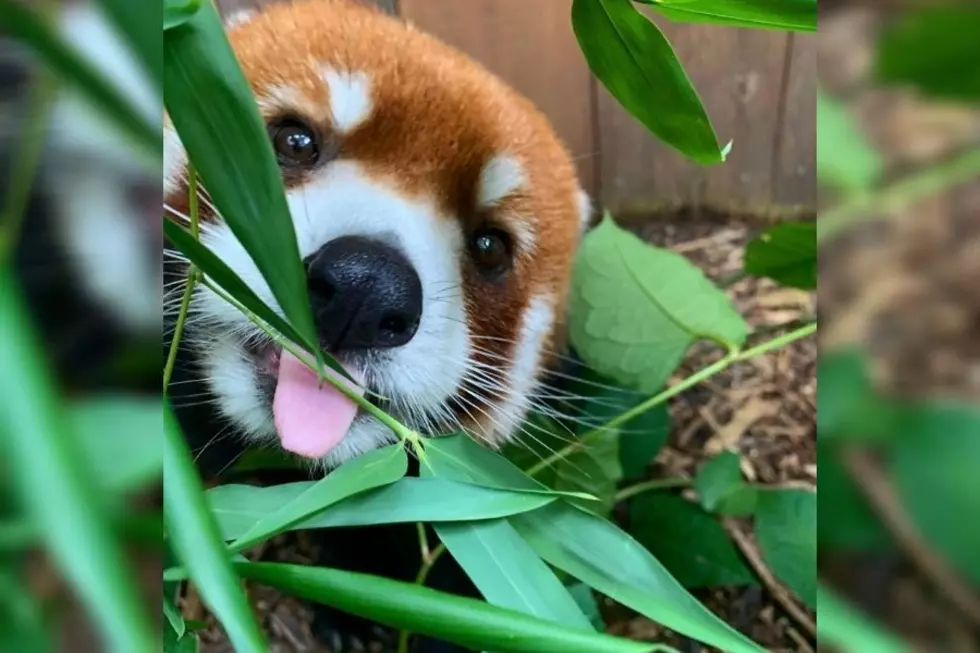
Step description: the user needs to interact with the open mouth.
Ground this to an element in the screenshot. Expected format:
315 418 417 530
245 338 389 459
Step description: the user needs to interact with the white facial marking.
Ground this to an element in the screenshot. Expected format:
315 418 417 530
577 189 593 232
224 9 256 29
321 68 373 133
486 294 554 443
185 161 471 465
164 124 186 197
478 154 526 208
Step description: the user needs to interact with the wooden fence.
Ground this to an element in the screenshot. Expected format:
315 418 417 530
215 0 816 217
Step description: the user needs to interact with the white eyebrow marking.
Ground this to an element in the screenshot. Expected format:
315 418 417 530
478 154 527 208
321 68 373 133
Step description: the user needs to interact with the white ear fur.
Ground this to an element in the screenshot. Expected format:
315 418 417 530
224 9 256 29
577 189 594 233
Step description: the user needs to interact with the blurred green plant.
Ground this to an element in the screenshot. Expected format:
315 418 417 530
2 0 821 651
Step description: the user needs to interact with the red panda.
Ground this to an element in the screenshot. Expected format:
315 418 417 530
164 0 592 470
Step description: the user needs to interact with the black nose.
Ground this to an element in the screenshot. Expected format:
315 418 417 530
304 236 423 350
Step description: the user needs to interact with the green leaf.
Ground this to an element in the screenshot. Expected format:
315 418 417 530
512 503 764 652
694 451 757 517
163 593 186 640
435 518 594 630
630 493 755 588
228 444 408 552
0 270 156 652
876 6 980 102
164 0 202 31
237 561 651 653
95 0 162 84
817 89 882 194
164 2 320 359
817 446 890 551
0 0 159 157
817 586 911 653
572 0 721 165
744 222 816 290
570 216 749 392
755 489 816 608
567 582 605 630
641 0 816 32
890 403 980 585
209 476 555 540
163 404 267 653
68 397 162 493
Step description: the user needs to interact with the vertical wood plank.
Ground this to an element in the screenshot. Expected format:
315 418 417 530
773 32 816 209
597 15 792 216
399 0 597 195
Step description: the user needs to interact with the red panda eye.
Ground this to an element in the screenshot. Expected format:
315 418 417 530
269 118 320 167
469 228 512 278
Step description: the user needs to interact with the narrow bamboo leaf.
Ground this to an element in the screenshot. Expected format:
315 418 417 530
164 0 203 31
0 0 158 156
570 216 749 392
237 562 652 653
208 477 556 541
512 503 765 653
572 0 721 165
641 0 816 32
69 397 162 493
163 2 319 356
229 444 408 552
0 270 156 652
164 220 351 382
95 0 162 83
755 489 817 608
163 404 267 653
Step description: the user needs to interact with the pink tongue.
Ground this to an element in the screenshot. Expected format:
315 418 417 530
273 351 364 458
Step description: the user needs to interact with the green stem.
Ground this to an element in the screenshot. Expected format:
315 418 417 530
614 477 691 503
527 322 817 477
818 146 980 245
0 59 58 263
163 166 201 391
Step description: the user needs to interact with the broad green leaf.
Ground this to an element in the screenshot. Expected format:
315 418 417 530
876 6 980 101
817 446 890 551
164 221 352 383
755 489 816 609
513 503 764 653
164 2 320 360
163 405 267 653
164 0 202 31
744 222 816 290
891 403 980 585
435 518 594 630
237 561 651 653
694 451 756 516
572 0 721 165
817 586 911 653
69 397 162 493
229 444 407 552
0 271 156 652
630 493 755 588
641 0 816 32
570 216 748 392
817 89 882 195
208 477 556 540
0 0 158 156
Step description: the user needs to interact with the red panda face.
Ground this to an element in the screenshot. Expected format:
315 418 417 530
164 0 590 469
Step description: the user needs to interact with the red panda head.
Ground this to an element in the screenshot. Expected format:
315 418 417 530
164 0 591 468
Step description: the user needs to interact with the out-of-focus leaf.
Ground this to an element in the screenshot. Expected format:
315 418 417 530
876 6 980 101
630 493 755 588
229 445 407 552
817 89 882 195
163 405 266 653
163 2 320 362
96 0 162 83
891 403 980 585
570 216 748 393
163 0 202 31
755 489 816 608
69 397 162 493
818 446 890 551
572 0 721 165
237 562 651 653
0 270 156 652
208 477 556 541
817 586 911 653
0 0 158 156
640 0 816 32
744 222 816 290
